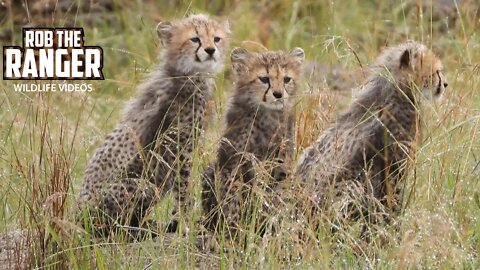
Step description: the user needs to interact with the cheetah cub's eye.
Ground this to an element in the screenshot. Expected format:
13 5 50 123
214 36 221 43
284 76 292 84
190 37 201 43
259 76 270 84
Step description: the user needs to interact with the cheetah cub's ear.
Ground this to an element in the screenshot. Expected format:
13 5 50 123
290 47 305 64
156 21 172 47
231 47 250 75
399 48 412 70
399 47 424 72
222 20 231 34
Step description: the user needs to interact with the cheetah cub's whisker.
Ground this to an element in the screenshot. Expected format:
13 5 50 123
296 41 448 229
201 47 305 238
76 14 230 238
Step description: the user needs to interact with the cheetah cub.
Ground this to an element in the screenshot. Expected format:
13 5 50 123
202 47 305 236
77 14 230 236
297 41 448 225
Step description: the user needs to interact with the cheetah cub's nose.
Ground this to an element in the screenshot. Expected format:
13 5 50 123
273 91 283 99
205 47 216 56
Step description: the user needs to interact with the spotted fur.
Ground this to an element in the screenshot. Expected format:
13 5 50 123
201 47 304 236
296 41 448 225
77 14 230 236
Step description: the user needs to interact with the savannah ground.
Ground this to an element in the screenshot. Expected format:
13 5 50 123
0 0 479 269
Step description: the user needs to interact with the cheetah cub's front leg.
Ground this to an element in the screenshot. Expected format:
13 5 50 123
201 47 304 238
77 14 230 238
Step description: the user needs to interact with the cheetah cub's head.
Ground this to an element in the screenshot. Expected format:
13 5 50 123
230 47 305 111
156 14 230 75
375 41 448 100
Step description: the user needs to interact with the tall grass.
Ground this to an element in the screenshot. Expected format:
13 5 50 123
0 0 479 268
